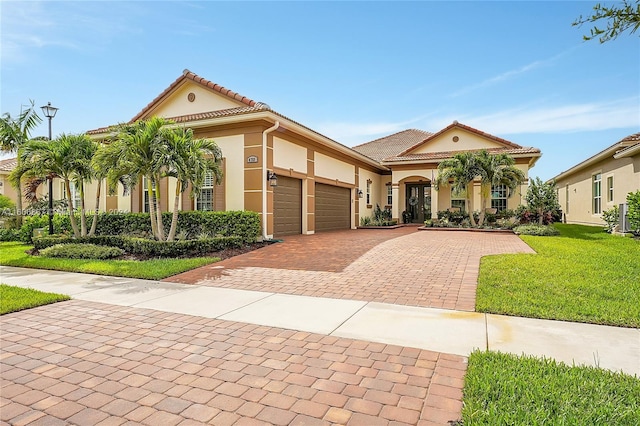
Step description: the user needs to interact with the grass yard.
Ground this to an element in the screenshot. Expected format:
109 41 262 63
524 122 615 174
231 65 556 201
477 224 640 327
462 351 640 425
0 284 70 315
0 242 219 280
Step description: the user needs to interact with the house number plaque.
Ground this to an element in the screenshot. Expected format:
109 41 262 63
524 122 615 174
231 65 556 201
247 155 259 164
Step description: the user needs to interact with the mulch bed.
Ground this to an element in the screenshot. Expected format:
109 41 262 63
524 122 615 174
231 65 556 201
26 241 274 261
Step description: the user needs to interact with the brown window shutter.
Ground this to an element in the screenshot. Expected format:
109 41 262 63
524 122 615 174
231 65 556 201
214 158 226 211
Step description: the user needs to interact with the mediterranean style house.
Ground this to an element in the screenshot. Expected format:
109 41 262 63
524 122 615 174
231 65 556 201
5 70 542 238
550 133 640 227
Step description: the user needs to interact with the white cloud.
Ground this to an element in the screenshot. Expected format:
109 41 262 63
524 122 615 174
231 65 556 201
455 97 640 135
450 49 574 98
316 113 437 145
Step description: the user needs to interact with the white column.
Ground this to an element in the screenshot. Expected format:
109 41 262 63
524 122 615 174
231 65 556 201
392 183 400 220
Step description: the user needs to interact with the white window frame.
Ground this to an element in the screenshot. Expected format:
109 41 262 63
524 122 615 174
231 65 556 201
386 184 392 206
61 182 81 209
593 173 602 214
607 176 614 203
491 185 508 212
195 172 215 211
142 177 156 213
451 186 466 212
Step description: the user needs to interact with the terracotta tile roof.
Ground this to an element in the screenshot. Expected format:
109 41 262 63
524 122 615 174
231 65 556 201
397 121 522 157
129 69 258 123
620 132 640 143
0 157 17 172
383 147 541 163
87 105 266 135
352 129 434 162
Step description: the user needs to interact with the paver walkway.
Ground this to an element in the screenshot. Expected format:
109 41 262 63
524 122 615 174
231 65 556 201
1 300 466 426
168 229 535 311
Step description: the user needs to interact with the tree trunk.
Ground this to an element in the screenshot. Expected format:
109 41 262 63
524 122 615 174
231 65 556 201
89 179 101 237
155 175 165 241
79 182 87 237
167 182 181 242
478 196 487 227
147 179 159 240
15 181 23 227
538 207 544 225
65 179 80 238
465 185 477 227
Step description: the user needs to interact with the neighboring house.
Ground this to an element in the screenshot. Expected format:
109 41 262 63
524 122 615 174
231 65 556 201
550 133 640 226
0 158 94 213
77 69 541 239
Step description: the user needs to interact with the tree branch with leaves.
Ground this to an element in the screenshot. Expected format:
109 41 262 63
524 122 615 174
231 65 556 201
573 0 640 43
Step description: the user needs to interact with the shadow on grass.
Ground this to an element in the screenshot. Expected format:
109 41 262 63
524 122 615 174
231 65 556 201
553 224 608 241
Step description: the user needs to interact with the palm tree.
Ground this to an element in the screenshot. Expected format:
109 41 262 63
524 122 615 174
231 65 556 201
102 117 171 240
0 101 42 226
434 152 480 226
162 126 223 241
14 134 97 237
475 150 525 225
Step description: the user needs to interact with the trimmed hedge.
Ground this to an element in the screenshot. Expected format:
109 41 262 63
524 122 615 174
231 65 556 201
40 243 124 259
10 210 260 244
33 234 244 258
513 224 560 236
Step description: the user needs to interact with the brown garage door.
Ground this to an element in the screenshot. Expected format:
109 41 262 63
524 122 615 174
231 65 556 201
274 176 302 237
315 183 351 232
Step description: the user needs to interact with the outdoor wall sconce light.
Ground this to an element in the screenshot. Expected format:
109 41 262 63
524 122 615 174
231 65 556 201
267 171 278 187
357 189 363 198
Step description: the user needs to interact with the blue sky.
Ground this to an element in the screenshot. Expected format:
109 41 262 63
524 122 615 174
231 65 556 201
2 1 638 180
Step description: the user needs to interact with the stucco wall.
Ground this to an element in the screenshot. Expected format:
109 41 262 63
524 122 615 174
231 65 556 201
410 128 503 154
213 135 245 211
151 82 243 119
358 169 383 220
315 152 355 185
273 136 307 174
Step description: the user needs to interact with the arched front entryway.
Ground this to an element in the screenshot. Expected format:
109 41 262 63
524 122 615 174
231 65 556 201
405 182 432 223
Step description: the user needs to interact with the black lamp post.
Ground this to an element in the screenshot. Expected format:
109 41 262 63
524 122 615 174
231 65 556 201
41 102 58 235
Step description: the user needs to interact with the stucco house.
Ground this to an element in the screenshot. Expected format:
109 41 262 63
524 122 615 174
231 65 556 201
550 133 640 226
6 69 542 239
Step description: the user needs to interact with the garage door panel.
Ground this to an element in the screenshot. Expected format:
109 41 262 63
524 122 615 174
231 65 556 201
315 183 350 232
274 176 302 237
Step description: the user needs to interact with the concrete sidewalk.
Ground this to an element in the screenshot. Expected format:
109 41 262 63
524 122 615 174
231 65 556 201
2 266 638 377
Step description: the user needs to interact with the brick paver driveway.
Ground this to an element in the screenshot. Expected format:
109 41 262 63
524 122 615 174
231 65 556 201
1 301 466 426
168 228 534 311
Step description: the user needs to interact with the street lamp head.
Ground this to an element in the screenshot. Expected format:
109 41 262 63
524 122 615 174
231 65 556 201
41 102 58 119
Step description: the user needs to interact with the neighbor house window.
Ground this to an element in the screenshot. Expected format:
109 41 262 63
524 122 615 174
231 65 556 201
61 182 81 209
196 172 214 211
386 184 392 205
565 185 569 214
366 180 371 205
607 176 614 202
593 173 602 214
142 177 156 213
451 186 466 212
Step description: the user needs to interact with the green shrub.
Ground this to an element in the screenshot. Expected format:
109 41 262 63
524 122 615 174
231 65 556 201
513 224 560 236
33 234 243 257
602 205 619 233
627 190 640 235
0 228 21 242
40 243 124 259
360 216 372 226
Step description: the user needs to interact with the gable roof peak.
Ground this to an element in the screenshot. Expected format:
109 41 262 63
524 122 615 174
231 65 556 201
130 69 259 123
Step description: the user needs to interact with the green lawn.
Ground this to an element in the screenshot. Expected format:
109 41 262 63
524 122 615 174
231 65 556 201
0 242 219 280
462 351 640 425
477 224 640 327
1 284 70 315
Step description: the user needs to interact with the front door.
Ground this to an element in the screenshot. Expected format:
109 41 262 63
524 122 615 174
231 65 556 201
406 184 432 223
